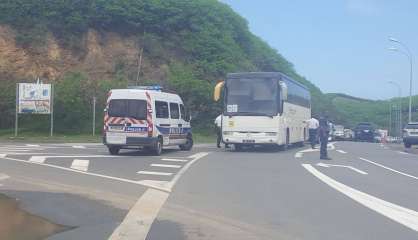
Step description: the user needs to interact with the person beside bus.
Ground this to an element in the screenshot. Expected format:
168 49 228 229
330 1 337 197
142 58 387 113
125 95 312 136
215 115 229 149
319 116 332 160
306 117 319 149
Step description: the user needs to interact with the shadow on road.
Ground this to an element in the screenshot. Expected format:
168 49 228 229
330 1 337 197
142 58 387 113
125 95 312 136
0 193 71 240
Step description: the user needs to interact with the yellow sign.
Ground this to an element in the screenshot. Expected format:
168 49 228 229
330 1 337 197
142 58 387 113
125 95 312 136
228 121 234 127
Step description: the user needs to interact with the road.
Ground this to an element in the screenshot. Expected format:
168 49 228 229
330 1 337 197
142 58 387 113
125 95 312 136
0 141 417 239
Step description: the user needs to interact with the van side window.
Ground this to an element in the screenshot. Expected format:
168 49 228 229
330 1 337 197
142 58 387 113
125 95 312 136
155 101 169 119
170 103 180 119
180 104 188 121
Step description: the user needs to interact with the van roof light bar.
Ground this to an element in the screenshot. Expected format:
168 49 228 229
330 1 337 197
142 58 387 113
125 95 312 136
127 85 163 91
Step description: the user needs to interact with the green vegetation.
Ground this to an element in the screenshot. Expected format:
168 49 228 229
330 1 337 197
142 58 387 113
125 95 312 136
0 0 411 137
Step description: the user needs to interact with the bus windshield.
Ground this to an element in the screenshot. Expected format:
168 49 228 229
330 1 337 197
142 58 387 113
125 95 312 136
225 78 279 116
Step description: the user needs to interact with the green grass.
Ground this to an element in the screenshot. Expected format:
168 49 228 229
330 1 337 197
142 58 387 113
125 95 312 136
0 129 215 144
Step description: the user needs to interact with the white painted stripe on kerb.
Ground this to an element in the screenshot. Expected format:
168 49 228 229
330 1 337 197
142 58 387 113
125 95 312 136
108 188 169 240
0 154 6 158
337 150 347 154
29 156 46 163
398 151 409 155
359 157 418 180
70 159 90 172
26 144 40 147
151 164 181 169
294 152 303 158
302 164 418 232
137 171 173 176
161 158 188 162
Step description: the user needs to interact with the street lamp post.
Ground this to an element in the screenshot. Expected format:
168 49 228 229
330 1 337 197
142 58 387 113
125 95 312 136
388 81 402 138
388 37 413 123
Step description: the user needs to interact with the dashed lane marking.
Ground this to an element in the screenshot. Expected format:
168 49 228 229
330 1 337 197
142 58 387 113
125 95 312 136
398 151 409 155
26 144 40 147
72 145 86 149
137 171 173 176
70 159 90 172
359 157 418 180
151 164 182 169
336 150 347 154
29 156 46 164
161 158 188 162
302 164 418 232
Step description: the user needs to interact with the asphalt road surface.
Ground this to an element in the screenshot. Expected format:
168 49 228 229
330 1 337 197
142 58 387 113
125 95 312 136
0 141 417 240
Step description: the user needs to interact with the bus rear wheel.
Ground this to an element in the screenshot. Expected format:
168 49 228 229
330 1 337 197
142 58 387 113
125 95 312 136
180 135 193 151
108 146 120 155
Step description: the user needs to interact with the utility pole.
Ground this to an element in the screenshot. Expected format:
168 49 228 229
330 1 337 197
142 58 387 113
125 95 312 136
136 29 146 86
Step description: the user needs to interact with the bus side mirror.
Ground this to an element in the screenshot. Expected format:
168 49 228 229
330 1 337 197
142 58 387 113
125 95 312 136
104 108 108 113
214 81 225 101
280 81 288 100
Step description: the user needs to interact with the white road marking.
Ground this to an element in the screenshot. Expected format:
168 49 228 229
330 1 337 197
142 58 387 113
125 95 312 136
0 149 30 152
316 162 368 175
26 144 40 147
0 173 10 181
28 155 117 160
359 157 418 180
294 152 303 158
108 188 169 240
72 145 86 149
398 151 409 155
151 164 181 169
70 159 90 172
137 171 173 176
302 164 418 232
0 154 6 158
29 156 46 163
336 150 347 154
161 158 188 162
188 152 209 159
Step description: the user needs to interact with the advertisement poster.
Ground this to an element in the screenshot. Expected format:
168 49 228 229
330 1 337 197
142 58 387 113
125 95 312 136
18 83 52 114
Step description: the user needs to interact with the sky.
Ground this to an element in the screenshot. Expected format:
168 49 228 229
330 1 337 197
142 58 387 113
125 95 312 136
221 0 418 100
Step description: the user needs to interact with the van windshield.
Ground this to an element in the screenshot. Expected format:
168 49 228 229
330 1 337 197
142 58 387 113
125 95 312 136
108 99 147 120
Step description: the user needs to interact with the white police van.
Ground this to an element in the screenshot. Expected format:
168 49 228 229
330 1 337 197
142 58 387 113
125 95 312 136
103 86 193 155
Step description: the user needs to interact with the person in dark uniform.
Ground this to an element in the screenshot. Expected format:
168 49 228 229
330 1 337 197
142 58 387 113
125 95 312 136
319 117 332 160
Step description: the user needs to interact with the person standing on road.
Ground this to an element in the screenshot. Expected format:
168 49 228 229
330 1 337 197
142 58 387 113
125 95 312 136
319 116 332 160
305 117 319 149
215 115 229 148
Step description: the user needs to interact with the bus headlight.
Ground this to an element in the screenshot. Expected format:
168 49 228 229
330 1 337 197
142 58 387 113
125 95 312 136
265 132 277 136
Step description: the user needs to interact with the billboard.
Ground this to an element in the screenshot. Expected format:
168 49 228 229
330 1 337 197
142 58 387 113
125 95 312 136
18 83 52 114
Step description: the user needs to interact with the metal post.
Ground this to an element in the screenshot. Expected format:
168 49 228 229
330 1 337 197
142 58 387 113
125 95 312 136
389 102 392 136
50 84 54 137
15 83 19 137
409 56 413 123
92 97 96 136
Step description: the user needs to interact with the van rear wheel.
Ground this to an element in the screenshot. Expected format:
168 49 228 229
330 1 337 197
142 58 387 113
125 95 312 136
108 146 120 155
180 136 193 151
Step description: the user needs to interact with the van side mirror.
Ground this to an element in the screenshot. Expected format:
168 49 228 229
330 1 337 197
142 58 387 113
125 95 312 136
280 81 288 100
214 81 225 101
104 108 108 113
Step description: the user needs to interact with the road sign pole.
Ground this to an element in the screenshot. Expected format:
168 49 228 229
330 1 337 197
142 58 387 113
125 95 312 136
92 97 96 136
50 84 54 137
15 83 18 137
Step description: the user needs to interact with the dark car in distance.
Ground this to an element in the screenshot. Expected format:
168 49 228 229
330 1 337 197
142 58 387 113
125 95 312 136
354 122 375 142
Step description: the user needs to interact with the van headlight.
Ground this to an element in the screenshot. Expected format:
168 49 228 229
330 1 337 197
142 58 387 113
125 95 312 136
223 131 233 136
265 132 277 136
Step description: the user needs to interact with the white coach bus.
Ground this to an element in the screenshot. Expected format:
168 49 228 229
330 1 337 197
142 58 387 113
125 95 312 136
214 72 311 150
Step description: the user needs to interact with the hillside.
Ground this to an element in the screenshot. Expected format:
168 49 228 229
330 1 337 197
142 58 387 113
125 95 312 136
0 0 343 133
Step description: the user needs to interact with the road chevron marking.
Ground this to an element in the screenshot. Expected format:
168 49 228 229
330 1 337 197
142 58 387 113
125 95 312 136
336 150 347 154
302 164 418 232
137 171 173 176
161 158 188 162
359 157 418 180
108 188 169 240
295 143 335 158
151 164 182 168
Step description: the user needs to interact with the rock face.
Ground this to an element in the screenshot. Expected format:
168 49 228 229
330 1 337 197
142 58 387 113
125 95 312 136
0 25 167 83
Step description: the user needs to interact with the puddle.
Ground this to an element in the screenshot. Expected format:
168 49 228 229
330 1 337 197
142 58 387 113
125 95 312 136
0 194 71 240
